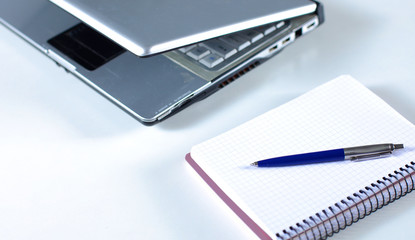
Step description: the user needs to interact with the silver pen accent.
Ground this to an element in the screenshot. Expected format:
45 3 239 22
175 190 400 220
344 143 404 161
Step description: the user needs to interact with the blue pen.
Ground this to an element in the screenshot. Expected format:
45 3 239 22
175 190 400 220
250 143 404 167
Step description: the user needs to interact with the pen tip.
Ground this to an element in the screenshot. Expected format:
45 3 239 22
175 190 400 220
250 162 258 166
394 144 404 149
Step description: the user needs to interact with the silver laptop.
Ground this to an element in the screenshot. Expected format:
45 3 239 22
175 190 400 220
0 0 324 125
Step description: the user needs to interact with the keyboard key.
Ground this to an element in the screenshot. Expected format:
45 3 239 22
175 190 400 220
186 46 210 60
238 29 264 43
220 35 251 51
259 24 276 35
178 45 196 53
276 21 286 29
201 39 237 59
174 19 292 70
199 53 224 68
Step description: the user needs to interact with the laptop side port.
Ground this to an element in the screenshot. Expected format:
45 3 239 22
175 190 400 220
301 17 319 35
268 31 295 55
295 28 303 38
280 32 295 47
268 44 279 53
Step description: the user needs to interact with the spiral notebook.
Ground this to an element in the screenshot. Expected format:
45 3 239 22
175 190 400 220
185 75 415 240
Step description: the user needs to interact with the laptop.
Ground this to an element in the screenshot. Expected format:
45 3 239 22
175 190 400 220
0 0 324 125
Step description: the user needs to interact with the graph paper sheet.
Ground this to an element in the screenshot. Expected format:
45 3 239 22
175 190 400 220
189 75 415 239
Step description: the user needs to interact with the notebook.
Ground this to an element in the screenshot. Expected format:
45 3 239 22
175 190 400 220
186 75 415 240
0 0 324 124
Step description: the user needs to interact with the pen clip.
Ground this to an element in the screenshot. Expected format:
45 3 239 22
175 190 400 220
348 151 392 162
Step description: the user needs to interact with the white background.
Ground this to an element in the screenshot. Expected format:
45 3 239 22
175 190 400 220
1 1 414 239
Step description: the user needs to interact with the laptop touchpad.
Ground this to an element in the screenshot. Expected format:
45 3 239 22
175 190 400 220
48 23 125 71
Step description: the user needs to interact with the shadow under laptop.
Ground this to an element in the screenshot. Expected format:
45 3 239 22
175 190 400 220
157 81 261 129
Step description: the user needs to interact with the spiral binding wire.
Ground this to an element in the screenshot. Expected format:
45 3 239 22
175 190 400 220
276 161 415 240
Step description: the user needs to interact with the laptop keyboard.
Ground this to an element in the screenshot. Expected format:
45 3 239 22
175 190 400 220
176 20 290 69
164 14 318 81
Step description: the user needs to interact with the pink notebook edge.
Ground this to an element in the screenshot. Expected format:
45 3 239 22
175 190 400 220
185 153 273 240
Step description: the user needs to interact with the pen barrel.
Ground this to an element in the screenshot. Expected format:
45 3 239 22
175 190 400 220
257 149 345 167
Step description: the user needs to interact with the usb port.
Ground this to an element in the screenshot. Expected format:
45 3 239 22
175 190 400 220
269 45 278 53
306 22 316 29
282 37 291 45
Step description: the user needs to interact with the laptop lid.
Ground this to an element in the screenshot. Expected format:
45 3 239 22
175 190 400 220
49 0 316 57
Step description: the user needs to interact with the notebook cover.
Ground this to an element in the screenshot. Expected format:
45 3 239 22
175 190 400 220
185 153 272 240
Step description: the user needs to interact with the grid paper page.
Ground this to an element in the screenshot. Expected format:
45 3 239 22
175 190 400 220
190 75 415 238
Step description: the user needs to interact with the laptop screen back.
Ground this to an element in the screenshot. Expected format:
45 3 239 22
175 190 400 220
49 0 316 56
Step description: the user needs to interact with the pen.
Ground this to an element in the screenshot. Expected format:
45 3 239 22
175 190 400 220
250 143 404 167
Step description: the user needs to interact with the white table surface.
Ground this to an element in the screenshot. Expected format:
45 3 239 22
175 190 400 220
1 1 415 239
